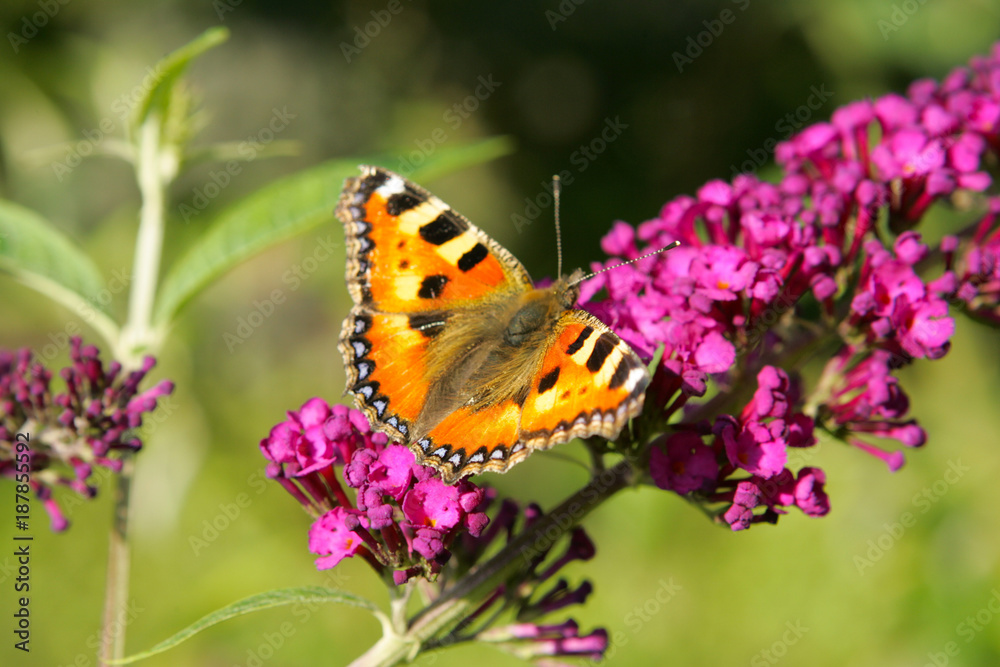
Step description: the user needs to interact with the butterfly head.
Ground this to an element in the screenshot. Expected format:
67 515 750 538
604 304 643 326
554 268 585 309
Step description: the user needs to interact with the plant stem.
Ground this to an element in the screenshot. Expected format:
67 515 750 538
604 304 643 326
121 113 168 365
349 461 635 667
99 455 133 665
99 111 173 664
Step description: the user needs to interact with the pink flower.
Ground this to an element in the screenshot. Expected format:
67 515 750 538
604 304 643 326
649 432 717 495
850 234 954 360
309 506 368 570
873 93 918 129
789 468 830 517
895 299 954 360
720 418 788 479
744 366 794 420
260 398 491 577
820 349 927 469
359 444 416 502
261 400 386 475
723 481 764 531
691 246 758 303
403 479 462 531
693 330 737 374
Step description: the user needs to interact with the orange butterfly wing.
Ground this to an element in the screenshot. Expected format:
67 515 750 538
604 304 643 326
340 166 531 312
338 166 530 443
411 311 650 483
337 166 650 483
416 400 524 482
519 311 649 448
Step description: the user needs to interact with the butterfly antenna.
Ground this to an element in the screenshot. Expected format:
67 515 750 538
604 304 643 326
553 174 563 278
568 241 681 287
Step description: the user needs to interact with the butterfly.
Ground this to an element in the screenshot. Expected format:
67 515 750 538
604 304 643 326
336 166 650 483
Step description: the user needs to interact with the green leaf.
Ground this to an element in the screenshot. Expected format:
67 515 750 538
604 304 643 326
132 27 229 132
112 586 378 664
154 136 515 326
183 139 301 169
0 199 120 344
394 134 515 183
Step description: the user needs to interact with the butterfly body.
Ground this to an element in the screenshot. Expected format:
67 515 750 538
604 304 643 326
337 166 649 483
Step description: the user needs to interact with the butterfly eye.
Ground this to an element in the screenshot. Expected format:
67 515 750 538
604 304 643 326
558 279 581 309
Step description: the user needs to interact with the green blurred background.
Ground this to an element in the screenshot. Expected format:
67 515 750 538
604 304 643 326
2 1 1000 665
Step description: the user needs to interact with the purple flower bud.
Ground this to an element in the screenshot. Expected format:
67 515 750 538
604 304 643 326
1 338 173 531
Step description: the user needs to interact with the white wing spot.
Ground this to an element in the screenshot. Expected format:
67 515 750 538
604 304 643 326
377 175 406 197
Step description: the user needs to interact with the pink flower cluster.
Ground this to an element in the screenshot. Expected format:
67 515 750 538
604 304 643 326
582 44 1000 529
260 397 488 577
648 366 829 530
819 348 926 472
850 233 955 360
260 399 609 658
946 197 1000 326
0 337 174 530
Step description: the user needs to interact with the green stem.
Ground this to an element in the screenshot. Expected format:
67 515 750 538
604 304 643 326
99 111 174 664
99 455 133 665
121 113 169 365
348 461 635 667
